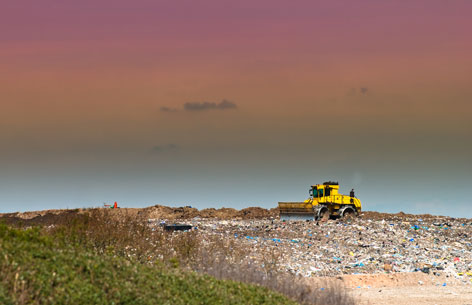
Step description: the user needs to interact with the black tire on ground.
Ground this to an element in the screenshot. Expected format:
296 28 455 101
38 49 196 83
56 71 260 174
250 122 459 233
319 208 330 222
342 208 356 220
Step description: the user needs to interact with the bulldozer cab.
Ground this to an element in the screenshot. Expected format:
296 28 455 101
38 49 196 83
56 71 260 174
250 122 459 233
311 183 339 198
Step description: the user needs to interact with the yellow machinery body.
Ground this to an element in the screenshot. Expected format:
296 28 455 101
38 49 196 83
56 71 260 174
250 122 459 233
278 182 361 221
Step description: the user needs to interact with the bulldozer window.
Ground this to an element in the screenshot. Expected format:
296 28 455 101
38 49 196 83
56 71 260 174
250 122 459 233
318 189 324 197
325 188 331 196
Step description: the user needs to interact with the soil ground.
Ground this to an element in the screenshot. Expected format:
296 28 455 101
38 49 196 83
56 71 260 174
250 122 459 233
345 273 472 305
1 205 460 225
0 205 279 225
352 285 472 305
306 272 472 305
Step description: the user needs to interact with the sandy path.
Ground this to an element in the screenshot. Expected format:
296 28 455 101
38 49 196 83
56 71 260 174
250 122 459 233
337 273 472 305
352 286 472 305
307 273 472 305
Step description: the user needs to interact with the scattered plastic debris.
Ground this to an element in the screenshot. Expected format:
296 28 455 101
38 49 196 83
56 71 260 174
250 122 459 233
148 213 472 280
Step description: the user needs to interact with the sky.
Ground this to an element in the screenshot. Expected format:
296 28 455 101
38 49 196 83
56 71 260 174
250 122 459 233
1 0 471 217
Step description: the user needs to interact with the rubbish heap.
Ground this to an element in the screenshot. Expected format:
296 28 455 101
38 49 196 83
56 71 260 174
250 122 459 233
169 214 472 282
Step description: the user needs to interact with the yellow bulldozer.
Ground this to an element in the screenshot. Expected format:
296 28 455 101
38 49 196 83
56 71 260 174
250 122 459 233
278 182 361 221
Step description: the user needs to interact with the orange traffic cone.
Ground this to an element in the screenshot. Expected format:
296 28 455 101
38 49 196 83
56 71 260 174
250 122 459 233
113 202 117 209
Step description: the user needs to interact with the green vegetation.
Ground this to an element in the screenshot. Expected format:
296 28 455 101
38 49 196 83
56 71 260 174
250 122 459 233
0 223 296 305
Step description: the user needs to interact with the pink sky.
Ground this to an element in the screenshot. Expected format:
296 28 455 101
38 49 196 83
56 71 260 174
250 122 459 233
0 0 471 214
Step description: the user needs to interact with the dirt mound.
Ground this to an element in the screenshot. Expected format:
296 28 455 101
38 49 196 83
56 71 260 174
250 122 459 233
144 205 278 220
4 209 78 220
199 208 238 219
2 204 465 225
360 211 447 221
0 204 282 225
145 205 200 220
0 209 80 226
238 207 278 219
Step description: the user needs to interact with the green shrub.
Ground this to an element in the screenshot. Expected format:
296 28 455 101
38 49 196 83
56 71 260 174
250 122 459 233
0 223 296 305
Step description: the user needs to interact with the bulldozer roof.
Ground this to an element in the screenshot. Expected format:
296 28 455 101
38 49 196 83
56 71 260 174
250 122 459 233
323 181 339 185
311 182 340 189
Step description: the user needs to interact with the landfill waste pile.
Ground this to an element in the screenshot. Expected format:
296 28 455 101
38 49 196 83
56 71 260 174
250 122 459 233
151 213 472 283
2 205 471 284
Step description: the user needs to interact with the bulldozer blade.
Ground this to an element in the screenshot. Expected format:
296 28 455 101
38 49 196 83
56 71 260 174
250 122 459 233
280 213 315 221
278 202 315 221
